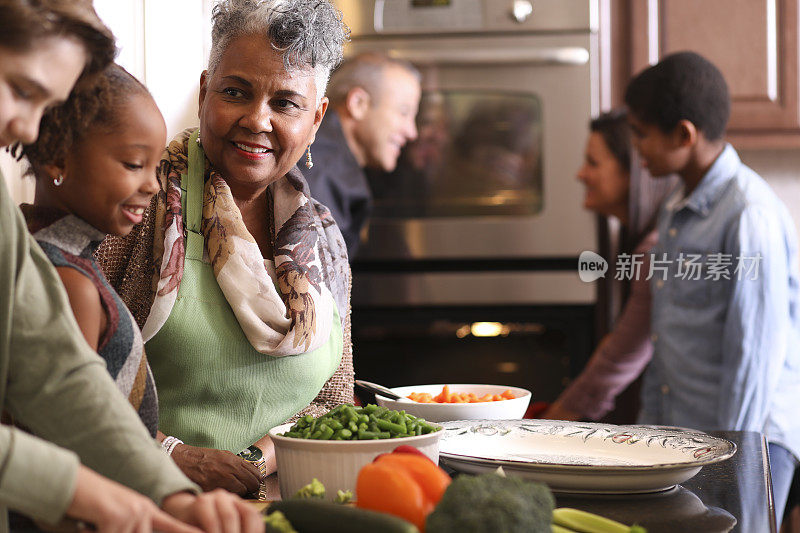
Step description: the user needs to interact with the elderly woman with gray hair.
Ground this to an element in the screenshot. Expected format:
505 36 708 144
98 0 352 495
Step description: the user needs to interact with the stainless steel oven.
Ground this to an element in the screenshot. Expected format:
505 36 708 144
336 0 599 307
335 1 602 409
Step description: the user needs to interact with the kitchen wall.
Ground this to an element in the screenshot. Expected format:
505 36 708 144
740 150 800 241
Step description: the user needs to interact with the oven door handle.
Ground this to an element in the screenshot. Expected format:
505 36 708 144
387 46 589 66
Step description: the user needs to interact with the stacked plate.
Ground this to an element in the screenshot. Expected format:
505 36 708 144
438 420 736 494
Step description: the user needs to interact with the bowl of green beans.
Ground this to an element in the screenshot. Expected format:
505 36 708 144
269 404 443 500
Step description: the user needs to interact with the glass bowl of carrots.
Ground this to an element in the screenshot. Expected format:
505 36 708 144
375 384 532 423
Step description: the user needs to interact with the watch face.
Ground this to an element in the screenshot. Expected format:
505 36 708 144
236 445 263 462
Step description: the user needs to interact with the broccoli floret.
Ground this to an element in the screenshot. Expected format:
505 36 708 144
263 510 298 533
293 478 326 499
333 489 353 504
426 473 554 533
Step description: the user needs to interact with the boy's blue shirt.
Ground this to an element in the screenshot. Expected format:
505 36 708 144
640 144 800 459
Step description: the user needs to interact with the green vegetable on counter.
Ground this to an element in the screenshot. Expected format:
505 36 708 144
551 508 647 533
263 510 297 533
333 489 353 504
426 472 555 533
282 404 441 440
293 478 325 500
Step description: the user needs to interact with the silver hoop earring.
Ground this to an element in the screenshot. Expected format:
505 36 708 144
53 174 64 187
305 146 313 169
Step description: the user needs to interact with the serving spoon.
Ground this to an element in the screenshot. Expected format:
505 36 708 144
354 379 408 401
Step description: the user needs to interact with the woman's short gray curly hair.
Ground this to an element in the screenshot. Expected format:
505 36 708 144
208 0 349 101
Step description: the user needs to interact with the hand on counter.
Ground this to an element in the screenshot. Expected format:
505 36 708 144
171 444 262 495
67 465 202 533
161 490 264 533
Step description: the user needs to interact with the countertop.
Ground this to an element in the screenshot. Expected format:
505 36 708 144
258 430 772 532
554 431 774 533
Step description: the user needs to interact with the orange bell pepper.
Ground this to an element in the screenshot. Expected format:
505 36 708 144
356 450 451 532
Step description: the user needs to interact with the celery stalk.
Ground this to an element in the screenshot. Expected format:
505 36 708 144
552 508 647 533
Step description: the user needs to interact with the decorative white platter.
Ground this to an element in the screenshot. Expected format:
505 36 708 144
438 420 737 494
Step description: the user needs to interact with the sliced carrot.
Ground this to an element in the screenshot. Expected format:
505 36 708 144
433 385 450 403
406 385 515 403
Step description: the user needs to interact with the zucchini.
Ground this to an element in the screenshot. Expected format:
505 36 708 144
267 499 419 533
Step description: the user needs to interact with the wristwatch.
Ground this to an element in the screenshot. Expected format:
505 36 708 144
237 445 268 499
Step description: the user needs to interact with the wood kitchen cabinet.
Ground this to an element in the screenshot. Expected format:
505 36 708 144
603 0 800 148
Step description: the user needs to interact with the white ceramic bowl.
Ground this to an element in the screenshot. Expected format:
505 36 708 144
375 384 532 423
269 422 442 500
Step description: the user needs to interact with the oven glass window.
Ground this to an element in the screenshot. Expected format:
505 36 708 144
367 90 543 218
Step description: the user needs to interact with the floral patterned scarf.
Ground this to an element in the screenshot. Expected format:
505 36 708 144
141 128 349 356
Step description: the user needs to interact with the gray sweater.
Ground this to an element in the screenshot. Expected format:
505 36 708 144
0 171 197 531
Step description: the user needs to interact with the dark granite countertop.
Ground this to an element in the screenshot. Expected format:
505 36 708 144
554 431 774 533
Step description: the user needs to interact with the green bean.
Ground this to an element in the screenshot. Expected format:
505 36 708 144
334 428 352 439
281 404 442 440
375 418 406 434
419 422 438 434
357 429 380 439
326 419 343 430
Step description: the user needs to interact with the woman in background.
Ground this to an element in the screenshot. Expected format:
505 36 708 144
542 110 677 422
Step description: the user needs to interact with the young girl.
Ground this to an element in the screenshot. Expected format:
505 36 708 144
20 62 263 496
20 63 165 436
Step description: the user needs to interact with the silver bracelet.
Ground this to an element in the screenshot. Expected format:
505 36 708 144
161 436 184 456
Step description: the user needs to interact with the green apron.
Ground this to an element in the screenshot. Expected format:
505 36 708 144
145 131 342 452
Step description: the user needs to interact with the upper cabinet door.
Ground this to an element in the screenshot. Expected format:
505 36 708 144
623 0 800 148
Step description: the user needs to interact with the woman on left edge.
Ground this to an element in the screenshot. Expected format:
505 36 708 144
0 1 262 532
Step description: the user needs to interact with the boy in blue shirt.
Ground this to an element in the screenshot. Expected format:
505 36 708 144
625 51 800 521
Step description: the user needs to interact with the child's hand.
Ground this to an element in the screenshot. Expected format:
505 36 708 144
171 444 263 496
